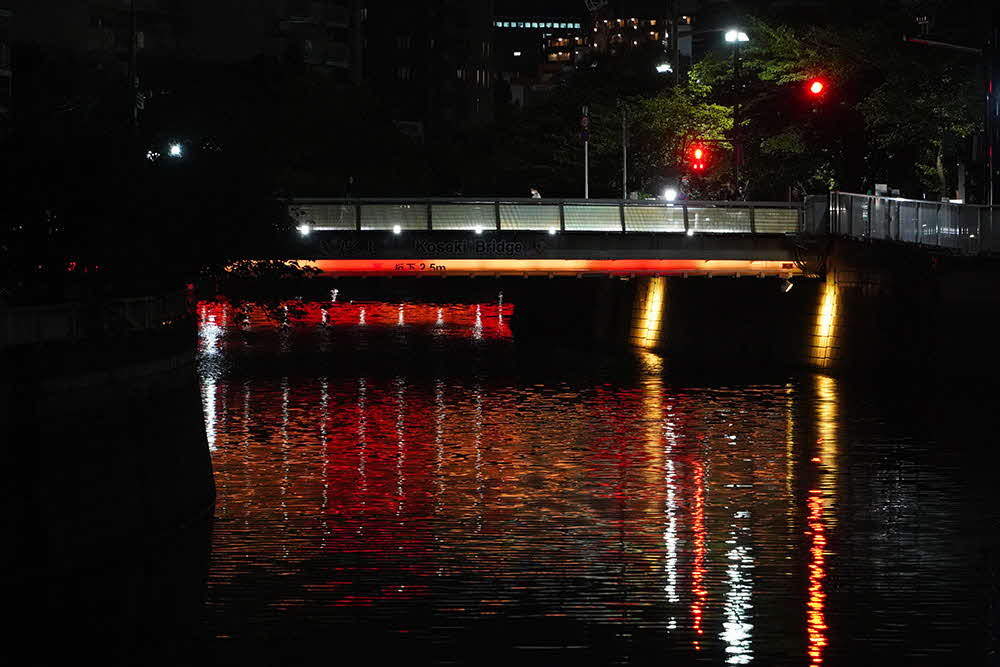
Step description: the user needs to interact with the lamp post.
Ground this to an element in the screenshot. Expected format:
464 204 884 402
725 29 748 199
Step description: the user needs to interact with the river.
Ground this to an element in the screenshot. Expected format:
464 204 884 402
190 293 1000 665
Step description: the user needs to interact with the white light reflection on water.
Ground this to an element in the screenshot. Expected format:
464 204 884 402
473 305 483 340
721 509 754 664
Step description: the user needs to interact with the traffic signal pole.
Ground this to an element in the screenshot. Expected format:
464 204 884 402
903 29 996 204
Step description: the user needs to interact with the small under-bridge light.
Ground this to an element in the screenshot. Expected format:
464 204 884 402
474 225 483 235
686 229 694 236
781 278 794 293
392 224 402 235
297 223 312 236
548 227 557 235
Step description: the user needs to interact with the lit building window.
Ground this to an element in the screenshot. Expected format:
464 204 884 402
513 50 521 56
650 19 657 26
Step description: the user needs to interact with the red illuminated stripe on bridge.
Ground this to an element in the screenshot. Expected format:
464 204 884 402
303 259 801 276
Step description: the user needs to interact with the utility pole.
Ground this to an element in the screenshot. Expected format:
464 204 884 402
582 105 590 199
128 0 137 131
988 21 999 205
669 1 679 87
622 104 628 199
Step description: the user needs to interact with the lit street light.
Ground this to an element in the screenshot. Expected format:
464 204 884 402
655 62 673 74
663 187 678 201
168 143 183 158
725 28 748 198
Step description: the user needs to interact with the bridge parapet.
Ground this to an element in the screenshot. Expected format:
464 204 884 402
291 198 804 235
827 192 1000 254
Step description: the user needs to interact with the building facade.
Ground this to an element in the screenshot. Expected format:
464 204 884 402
182 0 364 81
365 0 495 138
0 8 11 129
493 17 585 106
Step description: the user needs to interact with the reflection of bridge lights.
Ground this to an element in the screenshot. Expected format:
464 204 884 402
721 510 754 664
691 460 708 649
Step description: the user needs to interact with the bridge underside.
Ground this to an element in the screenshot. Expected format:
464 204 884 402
302 258 803 277
291 231 809 278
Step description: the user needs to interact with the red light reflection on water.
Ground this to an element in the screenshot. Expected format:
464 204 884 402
691 459 708 649
198 300 512 338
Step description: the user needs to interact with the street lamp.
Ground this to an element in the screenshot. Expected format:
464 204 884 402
725 29 748 198
663 187 678 201
168 143 183 158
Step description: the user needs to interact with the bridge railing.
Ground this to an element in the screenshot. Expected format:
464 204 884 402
0 292 189 348
291 198 804 235
828 192 1000 254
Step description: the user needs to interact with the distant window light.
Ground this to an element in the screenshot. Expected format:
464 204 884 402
513 50 522 56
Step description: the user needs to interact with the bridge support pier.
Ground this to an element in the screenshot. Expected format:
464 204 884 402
805 239 1000 375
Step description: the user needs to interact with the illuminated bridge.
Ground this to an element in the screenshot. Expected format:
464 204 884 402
289 197 817 278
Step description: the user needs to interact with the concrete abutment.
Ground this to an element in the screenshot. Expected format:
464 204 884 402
510 240 1000 375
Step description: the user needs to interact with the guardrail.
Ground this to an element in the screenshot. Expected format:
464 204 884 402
0 292 189 348
828 192 1000 254
291 198 805 235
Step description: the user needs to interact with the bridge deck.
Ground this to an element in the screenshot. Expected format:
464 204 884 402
288 198 809 277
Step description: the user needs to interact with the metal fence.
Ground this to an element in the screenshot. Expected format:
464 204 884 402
828 192 1000 254
0 292 189 348
291 198 804 235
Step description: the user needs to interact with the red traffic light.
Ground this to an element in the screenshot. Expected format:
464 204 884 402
690 145 708 171
808 79 825 95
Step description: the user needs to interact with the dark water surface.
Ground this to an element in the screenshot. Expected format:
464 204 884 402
194 297 1000 666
